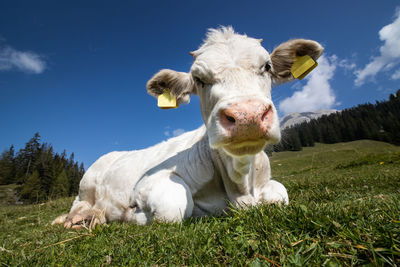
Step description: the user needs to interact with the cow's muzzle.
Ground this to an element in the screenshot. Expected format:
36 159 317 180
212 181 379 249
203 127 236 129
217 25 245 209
218 99 275 156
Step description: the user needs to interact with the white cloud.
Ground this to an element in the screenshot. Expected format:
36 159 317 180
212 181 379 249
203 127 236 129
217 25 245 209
278 55 337 115
354 8 400 86
0 46 46 74
337 58 356 72
391 69 400 80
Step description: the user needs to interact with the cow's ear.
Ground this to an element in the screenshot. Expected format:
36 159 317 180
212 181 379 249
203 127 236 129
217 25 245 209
146 69 195 104
270 39 324 84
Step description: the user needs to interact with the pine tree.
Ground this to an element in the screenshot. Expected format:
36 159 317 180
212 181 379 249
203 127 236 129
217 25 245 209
284 128 302 151
291 132 302 151
14 133 41 184
0 145 15 185
324 124 339 144
79 163 85 177
51 169 70 198
68 162 81 195
19 170 42 202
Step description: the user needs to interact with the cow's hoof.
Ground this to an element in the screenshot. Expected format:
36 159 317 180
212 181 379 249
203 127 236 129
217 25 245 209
234 195 257 209
262 180 289 205
51 214 68 225
58 210 106 230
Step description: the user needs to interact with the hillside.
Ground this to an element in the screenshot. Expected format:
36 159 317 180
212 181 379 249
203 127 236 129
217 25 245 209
280 109 338 129
273 90 400 152
0 140 399 265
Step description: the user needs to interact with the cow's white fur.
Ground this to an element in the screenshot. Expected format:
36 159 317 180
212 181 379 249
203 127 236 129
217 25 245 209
53 27 323 227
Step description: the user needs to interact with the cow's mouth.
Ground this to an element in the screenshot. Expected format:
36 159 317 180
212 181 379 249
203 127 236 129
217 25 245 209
222 139 267 156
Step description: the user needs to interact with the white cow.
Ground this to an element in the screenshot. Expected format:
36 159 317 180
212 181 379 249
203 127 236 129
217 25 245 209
53 27 323 228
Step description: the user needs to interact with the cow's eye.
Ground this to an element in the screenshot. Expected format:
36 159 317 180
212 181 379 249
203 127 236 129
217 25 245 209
263 62 271 73
193 76 205 87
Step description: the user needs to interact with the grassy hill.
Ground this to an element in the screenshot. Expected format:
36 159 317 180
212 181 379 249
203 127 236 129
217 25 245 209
1 140 399 265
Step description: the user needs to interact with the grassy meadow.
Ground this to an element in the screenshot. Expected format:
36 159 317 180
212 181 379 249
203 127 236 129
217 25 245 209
0 140 399 266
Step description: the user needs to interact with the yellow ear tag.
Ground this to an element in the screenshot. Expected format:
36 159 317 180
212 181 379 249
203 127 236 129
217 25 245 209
157 88 178 109
291 55 318 80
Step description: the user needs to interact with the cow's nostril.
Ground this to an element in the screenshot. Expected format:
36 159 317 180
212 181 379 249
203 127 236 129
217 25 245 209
220 109 237 130
225 115 236 124
261 106 272 122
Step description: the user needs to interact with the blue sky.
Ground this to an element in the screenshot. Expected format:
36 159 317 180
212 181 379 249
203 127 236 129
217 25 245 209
1 1 400 168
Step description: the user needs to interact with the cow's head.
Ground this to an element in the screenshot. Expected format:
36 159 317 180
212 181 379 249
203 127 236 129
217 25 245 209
147 27 323 157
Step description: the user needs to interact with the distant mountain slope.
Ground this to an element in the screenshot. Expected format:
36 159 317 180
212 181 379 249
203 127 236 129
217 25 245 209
280 109 338 129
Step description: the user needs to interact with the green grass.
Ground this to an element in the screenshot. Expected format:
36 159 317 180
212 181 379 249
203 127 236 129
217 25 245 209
1 140 400 266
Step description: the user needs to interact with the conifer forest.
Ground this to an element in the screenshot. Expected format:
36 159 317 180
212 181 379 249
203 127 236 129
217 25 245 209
0 133 84 203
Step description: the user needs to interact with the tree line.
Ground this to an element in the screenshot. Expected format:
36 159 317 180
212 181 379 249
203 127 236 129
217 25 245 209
0 133 84 203
267 89 400 153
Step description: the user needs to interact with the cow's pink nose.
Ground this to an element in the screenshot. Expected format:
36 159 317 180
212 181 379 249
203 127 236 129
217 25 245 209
220 100 273 139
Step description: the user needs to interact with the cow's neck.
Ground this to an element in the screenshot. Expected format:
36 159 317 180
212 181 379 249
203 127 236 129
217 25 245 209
221 152 254 185
212 148 258 206
177 127 262 207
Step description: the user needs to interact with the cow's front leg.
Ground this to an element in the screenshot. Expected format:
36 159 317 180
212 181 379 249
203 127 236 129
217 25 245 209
261 180 289 205
52 200 107 229
129 172 194 224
